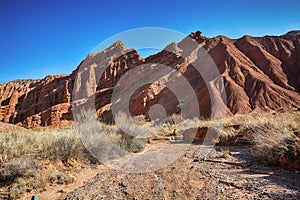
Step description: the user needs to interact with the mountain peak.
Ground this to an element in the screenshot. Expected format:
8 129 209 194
104 40 127 53
281 30 300 40
1 31 300 128
283 30 300 36
110 40 127 50
86 40 127 59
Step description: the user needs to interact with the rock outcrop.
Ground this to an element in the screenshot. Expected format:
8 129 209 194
1 31 300 128
0 76 73 128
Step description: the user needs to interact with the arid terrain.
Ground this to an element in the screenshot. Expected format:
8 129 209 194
0 110 299 199
62 143 300 200
24 139 300 200
0 31 300 128
0 31 300 199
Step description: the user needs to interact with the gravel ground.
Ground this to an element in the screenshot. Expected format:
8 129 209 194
61 140 300 200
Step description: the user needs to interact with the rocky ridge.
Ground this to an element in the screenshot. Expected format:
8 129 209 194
0 31 300 128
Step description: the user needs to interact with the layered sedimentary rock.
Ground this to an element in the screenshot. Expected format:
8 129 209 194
1 31 300 128
0 76 73 128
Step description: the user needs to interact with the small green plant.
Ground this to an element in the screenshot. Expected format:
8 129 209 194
49 171 72 185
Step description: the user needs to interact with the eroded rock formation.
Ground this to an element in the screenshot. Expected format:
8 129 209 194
1 31 300 128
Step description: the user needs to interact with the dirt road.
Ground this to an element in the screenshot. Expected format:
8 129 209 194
59 139 300 199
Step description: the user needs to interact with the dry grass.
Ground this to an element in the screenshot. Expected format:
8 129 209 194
0 127 90 163
0 158 45 199
1 111 299 165
159 110 300 169
0 110 156 164
0 110 156 199
9 176 46 199
76 110 154 161
246 111 300 168
0 125 92 199
0 158 40 184
1 109 299 199
49 171 74 185
203 111 300 146
251 124 296 163
205 111 300 168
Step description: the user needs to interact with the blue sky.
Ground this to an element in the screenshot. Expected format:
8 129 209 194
0 0 299 83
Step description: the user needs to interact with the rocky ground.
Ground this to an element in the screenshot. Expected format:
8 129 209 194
57 138 300 200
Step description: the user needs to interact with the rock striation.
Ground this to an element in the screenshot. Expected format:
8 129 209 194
1 31 300 128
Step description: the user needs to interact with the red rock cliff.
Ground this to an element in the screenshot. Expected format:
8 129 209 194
1 31 300 128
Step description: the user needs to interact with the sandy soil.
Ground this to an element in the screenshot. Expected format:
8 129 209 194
21 164 103 200
51 138 300 200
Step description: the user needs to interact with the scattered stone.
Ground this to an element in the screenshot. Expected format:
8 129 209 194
1 195 9 200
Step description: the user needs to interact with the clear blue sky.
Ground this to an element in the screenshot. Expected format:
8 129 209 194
0 0 299 83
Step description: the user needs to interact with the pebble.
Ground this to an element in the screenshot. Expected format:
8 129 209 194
2 195 9 200
217 186 224 193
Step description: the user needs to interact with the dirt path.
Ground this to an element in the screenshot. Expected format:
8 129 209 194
21 165 104 200
58 139 300 199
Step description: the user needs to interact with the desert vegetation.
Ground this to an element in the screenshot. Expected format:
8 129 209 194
0 110 299 199
0 110 154 199
0 128 86 163
0 125 87 199
144 110 300 169
170 110 300 169
217 111 300 169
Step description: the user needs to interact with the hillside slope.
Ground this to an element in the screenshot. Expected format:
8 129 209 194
1 31 300 128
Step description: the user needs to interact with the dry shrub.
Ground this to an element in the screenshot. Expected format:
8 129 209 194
165 114 183 126
0 128 95 164
74 109 152 161
118 131 148 153
49 171 73 185
252 125 294 163
40 131 84 162
163 111 300 148
221 110 300 169
217 126 240 144
251 124 300 169
8 177 46 199
114 112 156 138
9 181 25 199
0 158 40 184
0 158 44 199
114 112 152 152
215 111 300 146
